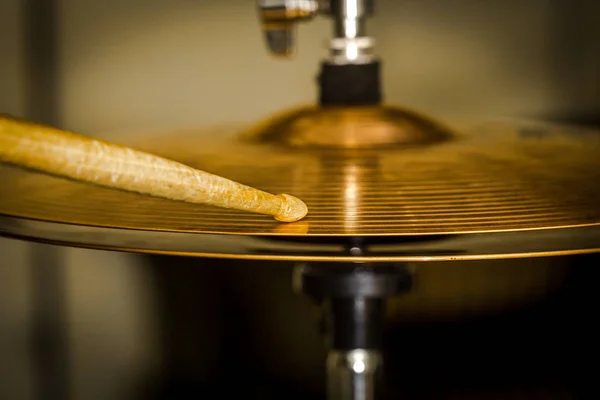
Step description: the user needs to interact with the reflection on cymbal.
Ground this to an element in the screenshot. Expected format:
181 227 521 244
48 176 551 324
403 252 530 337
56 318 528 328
272 220 310 235
1 105 600 260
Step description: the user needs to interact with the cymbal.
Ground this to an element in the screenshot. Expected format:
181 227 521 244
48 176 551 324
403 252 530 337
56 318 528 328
1 105 600 261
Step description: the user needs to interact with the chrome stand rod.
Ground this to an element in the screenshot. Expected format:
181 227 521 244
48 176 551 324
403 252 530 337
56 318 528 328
294 262 413 400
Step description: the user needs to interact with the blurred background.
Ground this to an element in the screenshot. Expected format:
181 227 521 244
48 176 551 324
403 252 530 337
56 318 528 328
1 0 599 399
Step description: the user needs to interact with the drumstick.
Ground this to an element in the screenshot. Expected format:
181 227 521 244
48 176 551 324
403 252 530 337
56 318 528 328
0 116 308 222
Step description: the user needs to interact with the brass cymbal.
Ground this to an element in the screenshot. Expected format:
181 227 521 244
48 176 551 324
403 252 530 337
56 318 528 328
1 105 600 261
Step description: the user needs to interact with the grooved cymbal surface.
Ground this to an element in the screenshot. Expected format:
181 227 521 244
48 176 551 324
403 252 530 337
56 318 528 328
1 112 600 260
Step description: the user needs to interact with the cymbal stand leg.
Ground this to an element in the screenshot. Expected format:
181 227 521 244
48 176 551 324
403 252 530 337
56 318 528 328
293 263 413 400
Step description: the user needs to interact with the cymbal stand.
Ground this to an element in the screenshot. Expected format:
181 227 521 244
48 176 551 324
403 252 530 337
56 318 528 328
293 260 413 400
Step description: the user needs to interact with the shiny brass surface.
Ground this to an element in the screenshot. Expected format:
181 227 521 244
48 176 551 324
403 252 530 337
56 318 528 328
1 105 600 260
242 105 454 148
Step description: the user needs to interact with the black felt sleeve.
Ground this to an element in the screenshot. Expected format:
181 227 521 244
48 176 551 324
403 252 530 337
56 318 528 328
317 61 382 106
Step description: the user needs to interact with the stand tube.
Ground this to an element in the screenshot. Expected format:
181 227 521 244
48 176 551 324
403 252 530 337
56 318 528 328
294 263 413 400
326 297 385 400
327 348 382 400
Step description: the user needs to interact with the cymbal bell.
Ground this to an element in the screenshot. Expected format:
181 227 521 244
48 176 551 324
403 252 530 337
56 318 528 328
1 104 600 261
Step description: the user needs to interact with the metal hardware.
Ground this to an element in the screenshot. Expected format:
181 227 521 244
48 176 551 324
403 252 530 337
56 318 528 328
294 262 413 400
257 0 376 63
256 0 321 57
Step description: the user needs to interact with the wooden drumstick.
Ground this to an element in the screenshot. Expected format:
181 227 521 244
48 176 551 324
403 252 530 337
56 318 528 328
0 116 308 222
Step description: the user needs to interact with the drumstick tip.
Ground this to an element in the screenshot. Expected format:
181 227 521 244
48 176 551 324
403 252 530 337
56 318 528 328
274 194 308 223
